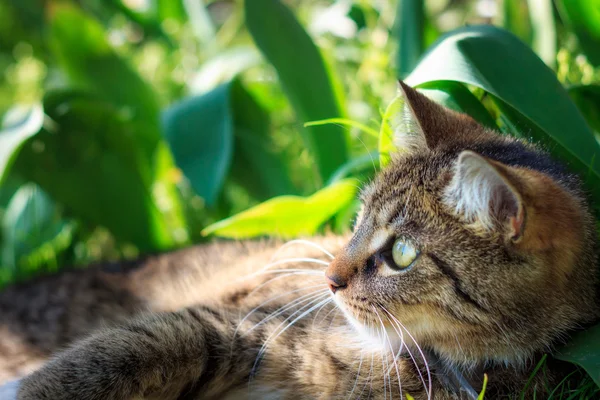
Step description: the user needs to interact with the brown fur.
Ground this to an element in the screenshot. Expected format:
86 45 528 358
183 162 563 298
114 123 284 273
1 82 598 399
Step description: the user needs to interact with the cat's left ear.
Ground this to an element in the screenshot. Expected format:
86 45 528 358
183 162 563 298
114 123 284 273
444 151 525 241
394 80 481 151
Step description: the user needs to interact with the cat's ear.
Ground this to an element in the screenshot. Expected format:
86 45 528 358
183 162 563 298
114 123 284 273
394 80 480 151
444 151 525 241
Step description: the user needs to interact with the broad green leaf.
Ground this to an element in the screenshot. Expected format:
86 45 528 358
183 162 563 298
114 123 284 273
395 0 425 78
246 0 349 182
556 0 600 67
406 26 600 210
13 90 172 250
1 184 74 284
163 83 234 206
0 105 44 185
163 80 291 205
201 179 359 239
556 323 600 387
416 81 498 129
49 4 162 163
568 85 600 134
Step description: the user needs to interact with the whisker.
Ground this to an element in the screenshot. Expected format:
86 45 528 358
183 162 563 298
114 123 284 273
347 350 365 399
246 272 324 298
251 293 332 378
245 289 330 335
230 283 326 359
270 240 335 260
311 297 335 329
381 305 432 400
374 306 402 398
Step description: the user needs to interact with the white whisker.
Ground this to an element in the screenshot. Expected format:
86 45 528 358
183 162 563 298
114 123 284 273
270 240 335 260
251 293 332 378
374 306 402 398
347 350 365 399
381 305 432 400
245 289 330 335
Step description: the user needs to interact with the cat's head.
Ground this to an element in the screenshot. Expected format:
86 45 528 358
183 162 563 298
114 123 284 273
326 81 599 366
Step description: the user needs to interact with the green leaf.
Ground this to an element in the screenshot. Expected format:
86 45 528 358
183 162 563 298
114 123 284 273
13 90 172 251
395 0 425 78
0 105 44 185
406 26 600 212
1 183 74 284
163 80 291 205
229 81 295 199
163 83 234 206
49 4 162 162
416 81 498 129
568 85 600 134
246 0 349 182
201 179 359 239
556 0 600 67
555 323 600 387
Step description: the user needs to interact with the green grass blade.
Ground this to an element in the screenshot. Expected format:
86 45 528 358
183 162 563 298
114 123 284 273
395 0 425 78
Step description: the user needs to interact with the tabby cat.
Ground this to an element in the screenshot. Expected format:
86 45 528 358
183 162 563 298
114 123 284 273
1 81 598 399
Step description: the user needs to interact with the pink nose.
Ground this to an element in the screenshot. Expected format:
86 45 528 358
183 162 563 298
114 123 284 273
325 275 347 294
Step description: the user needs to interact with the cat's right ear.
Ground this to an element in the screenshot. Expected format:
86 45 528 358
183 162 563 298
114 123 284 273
394 80 481 152
443 151 525 241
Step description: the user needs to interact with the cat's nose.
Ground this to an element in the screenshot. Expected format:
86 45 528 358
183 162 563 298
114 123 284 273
325 274 347 293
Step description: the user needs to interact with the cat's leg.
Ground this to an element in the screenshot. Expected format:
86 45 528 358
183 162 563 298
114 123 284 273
17 306 254 400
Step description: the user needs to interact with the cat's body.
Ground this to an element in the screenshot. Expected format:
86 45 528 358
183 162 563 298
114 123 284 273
1 82 598 399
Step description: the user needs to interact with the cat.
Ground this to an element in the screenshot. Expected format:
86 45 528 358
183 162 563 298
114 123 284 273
1 81 598 399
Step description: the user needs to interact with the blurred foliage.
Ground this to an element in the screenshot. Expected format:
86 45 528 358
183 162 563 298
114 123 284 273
2 0 600 391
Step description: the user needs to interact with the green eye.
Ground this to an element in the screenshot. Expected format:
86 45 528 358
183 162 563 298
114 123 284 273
391 239 419 270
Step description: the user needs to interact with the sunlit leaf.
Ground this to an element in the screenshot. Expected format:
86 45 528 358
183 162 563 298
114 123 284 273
201 179 359 238
246 0 349 182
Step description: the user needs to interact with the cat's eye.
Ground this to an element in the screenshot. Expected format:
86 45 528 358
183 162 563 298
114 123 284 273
390 239 419 270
